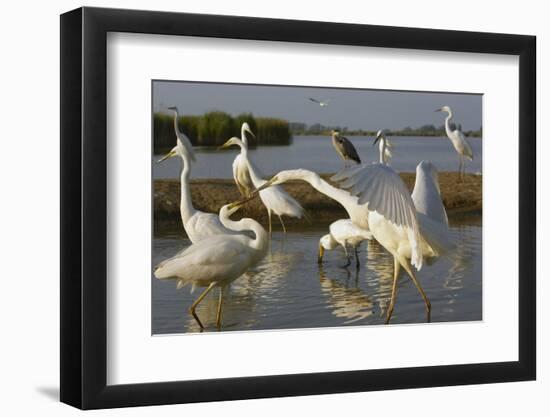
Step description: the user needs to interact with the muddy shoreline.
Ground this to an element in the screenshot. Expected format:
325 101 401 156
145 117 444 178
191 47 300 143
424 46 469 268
154 172 481 236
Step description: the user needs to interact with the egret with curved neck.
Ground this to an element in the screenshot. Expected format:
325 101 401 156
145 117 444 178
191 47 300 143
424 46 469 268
154 198 268 329
219 136 305 234
373 129 393 165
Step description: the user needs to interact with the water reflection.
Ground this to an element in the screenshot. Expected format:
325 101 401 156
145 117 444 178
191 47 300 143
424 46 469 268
152 216 482 334
317 265 375 324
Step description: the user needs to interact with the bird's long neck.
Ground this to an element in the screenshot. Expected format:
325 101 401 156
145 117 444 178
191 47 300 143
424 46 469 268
237 142 266 188
444 111 453 137
379 137 387 164
284 169 358 218
172 110 181 135
241 126 248 147
221 216 268 254
178 153 195 224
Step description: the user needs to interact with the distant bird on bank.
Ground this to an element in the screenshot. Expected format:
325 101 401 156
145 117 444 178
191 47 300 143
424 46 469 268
308 97 330 107
219 136 306 234
331 130 361 167
318 219 373 269
435 105 473 181
373 129 394 166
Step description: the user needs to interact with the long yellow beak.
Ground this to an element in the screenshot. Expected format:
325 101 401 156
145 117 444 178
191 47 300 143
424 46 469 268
227 193 260 210
318 244 325 263
157 150 176 163
217 140 234 151
250 177 276 196
245 128 256 138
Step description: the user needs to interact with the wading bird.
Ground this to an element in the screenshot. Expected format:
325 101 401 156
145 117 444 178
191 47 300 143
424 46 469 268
158 137 235 243
232 122 256 197
330 154 453 323
318 219 373 269
374 129 394 166
435 106 473 180
331 130 361 167
218 136 305 234
154 197 269 330
308 97 330 107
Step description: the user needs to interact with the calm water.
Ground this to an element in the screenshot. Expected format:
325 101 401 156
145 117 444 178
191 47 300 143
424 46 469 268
153 135 482 179
152 216 482 334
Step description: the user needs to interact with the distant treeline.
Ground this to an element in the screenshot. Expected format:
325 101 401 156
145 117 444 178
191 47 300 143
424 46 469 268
289 122 482 138
154 112 292 153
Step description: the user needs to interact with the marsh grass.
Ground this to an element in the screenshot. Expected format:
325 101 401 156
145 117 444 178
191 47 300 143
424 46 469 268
154 111 291 153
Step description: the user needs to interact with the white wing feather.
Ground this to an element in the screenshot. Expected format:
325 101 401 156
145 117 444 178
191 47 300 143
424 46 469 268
332 164 422 269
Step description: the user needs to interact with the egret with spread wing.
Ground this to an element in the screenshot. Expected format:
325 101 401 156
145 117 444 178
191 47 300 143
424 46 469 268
154 197 269 330
331 130 361 167
218 136 305 234
435 106 473 181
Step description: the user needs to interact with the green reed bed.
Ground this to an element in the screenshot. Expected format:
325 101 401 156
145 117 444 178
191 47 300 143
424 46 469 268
153 111 291 153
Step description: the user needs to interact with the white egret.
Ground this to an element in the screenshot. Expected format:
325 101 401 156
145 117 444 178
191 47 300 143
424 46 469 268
308 97 330 107
374 129 394 165
318 219 373 269
218 137 305 234
167 106 196 162
329 153 453 323
412 160 449 226
232 122 256 197
154 197 269 329
158 138 235 243
331 130 361 167
435 106 473 180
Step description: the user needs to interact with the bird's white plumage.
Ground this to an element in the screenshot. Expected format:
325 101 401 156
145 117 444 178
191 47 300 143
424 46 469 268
232 154 254 197
221 136 305 230
326 219 372 249
159 135 234 243
412 161 449 226
332 163 422 269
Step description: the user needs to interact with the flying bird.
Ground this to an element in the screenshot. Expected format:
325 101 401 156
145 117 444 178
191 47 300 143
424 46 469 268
308 97 330 107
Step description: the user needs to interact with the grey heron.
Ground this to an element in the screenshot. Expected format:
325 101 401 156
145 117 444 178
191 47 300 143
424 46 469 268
331 130 361 166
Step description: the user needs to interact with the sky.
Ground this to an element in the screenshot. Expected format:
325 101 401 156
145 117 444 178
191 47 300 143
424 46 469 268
152 81 482 131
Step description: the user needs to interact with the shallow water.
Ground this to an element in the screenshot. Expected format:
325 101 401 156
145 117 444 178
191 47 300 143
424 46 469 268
152 216 482 334
153 135 482 180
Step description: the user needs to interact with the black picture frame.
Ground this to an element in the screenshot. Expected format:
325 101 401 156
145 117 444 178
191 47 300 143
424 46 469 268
60 6 536 410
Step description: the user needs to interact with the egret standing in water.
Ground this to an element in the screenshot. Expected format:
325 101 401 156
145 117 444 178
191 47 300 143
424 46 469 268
154 197 269 330
219 136 305 234
158 124 234 243
435 106 473 180
232 122 256 197
374 129 394 166
331 130 361 167
318 219 372 269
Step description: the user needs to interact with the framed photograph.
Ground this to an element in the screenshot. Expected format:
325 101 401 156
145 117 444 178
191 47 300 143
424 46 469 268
60 6 536 409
